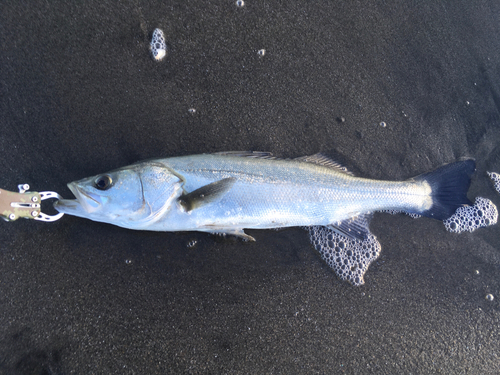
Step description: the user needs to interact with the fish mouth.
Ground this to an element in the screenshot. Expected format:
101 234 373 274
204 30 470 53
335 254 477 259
54 182 101 216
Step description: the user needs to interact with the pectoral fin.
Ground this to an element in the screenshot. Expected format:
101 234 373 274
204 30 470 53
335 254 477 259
178 178 236 212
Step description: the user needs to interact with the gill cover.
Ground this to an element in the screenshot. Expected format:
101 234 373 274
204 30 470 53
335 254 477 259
54 162 183 229
137 163 184 225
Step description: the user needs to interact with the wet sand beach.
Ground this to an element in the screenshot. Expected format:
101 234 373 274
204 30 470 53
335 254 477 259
1 1 500 373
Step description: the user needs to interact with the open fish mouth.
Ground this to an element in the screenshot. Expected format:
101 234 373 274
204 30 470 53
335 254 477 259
53 183 100 215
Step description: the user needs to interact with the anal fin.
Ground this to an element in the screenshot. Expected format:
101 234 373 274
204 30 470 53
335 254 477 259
308 225 381 286
329 213 373 241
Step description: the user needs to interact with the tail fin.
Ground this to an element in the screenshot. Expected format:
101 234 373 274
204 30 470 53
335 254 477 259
415 159 475 220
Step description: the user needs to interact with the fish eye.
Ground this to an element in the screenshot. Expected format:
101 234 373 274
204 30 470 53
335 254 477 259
94 175 113 190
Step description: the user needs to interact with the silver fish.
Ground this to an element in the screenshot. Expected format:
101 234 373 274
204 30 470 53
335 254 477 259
55 152 475 285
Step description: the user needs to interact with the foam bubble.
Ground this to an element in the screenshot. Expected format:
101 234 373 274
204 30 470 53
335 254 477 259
150 28 167 61
488 171 500 194
383 210 421 219
308 226 381 286
443 197 498 233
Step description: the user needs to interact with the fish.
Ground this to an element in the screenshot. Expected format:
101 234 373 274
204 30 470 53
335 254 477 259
54 152 475 285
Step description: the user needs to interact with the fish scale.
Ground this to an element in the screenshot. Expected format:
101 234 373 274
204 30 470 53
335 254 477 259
146 154 432 232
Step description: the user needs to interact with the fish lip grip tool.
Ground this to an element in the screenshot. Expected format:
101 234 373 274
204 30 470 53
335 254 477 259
0 184 64 222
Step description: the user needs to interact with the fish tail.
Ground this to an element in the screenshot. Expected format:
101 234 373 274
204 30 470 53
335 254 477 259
415 159 475 220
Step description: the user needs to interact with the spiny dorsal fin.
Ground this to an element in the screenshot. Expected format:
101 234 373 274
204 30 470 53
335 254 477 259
178 178 236 212
214 151 354 175
295 153 354 176
213 151 275 159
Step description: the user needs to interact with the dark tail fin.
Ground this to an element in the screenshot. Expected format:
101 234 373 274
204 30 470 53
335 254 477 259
415 159 475 220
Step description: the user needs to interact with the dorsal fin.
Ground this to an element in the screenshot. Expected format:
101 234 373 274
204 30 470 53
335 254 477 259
213 151 276 159
214 151 354 175
295 153 354 176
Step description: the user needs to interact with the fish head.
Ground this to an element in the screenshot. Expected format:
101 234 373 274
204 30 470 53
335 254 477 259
54 162 183 228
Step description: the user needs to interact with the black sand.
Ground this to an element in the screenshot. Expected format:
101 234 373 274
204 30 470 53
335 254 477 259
1 1 500 373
